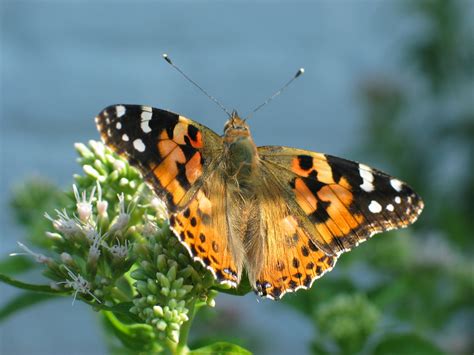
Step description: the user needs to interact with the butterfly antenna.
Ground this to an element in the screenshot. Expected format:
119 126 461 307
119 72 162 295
162 54 232 118
245 68 304 120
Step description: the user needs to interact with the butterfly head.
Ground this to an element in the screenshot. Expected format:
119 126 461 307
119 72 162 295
223 111 251 140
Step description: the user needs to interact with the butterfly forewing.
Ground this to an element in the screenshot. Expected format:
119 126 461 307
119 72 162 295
258 146 424 256
96 105 222 212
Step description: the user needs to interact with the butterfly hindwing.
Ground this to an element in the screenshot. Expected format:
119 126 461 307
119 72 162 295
96 105 222 212
258 146 424 256
169 172 240 286
256 218 337 300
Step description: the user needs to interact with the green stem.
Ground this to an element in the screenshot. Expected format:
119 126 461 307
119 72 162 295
0 273 66 294
173 300 197 355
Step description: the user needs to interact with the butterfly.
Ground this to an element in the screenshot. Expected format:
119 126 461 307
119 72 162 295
96 104 424 300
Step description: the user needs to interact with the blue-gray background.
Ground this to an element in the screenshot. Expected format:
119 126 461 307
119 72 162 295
2 1 471 354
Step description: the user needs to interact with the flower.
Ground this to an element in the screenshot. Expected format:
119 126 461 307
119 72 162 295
73 184 96 222
10 242 53 266
87 229 105 268
10 141 220 348
108 193 130 234
96 182 108 219
107 239 130 260
58 266 101 304
44 209 81 237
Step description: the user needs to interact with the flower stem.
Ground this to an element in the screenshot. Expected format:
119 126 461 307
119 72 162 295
173 300 197 355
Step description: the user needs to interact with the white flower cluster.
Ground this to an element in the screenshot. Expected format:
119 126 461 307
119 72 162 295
10 140 219 346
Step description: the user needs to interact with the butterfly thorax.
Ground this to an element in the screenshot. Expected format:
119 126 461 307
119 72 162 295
222 112 259 185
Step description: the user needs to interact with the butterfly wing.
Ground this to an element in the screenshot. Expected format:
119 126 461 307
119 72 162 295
248 146 423 299
245 177 338 299
96 105 223 212
96 105 241 286
258 146 424 256
169 170 242 286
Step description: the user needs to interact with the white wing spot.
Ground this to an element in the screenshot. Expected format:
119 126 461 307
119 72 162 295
140 111 152 133
395 196 401 204
390 178 403 192
122 134 129 142
142 105 152 112
133 139 146 152
116 122 122 130
368 200 382 213
386 204 394 212
359 164 374 192
107 129 112 137
116 105 126 118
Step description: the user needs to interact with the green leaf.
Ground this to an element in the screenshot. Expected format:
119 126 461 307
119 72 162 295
0 256 35 275
373 333 445 355
0 274 141 323
105 302 142 324
190 342 252 355
101 311 162 353
0 292 58 322
0 273 66 294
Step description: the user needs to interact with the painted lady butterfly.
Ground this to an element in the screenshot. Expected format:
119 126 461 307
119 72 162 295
96 104 423 300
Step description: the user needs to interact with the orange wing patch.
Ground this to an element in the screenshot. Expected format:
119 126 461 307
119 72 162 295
145 115 208 211
169 187 239 286
290 156 379 253
255 215 337 300
151 124 204 208
291 154 334 183
289 173 364 253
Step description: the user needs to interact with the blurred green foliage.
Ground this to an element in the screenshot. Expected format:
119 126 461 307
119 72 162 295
313 294 380 354
280 1 474 354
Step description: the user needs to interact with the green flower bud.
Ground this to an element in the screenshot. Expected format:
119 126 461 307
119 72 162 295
153 305 164 317
74 143 94 159
136 281 149 296
146 295 157 305
130 268 148 281
168 330 179 344
147 279 158 294
156 254 167 271
167 265 177 282
171 278 184 290
157 273 171 289
161 287 170 297
156 320 167 331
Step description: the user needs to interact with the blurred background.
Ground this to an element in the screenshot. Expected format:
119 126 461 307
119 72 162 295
1 0 473 354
